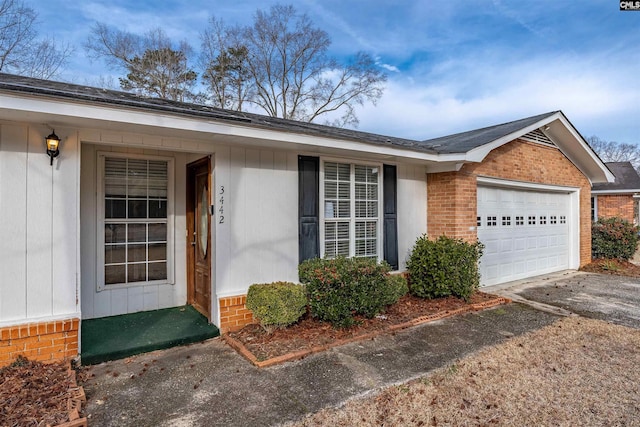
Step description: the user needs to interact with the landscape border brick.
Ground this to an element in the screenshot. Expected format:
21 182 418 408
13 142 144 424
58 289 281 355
52 363 88 427
223 296 511 368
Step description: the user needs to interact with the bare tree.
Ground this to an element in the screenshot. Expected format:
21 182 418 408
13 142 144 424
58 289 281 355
588 136 640 173
199 5 387 126
86 25 198 102
200 18 255 111
0 0 71 78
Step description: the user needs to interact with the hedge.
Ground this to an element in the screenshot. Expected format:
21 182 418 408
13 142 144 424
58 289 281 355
299 257 404 328
592 217 639 260
406 235 483 301
246 281 307 332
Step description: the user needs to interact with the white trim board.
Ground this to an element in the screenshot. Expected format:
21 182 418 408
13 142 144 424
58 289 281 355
477 176 579 193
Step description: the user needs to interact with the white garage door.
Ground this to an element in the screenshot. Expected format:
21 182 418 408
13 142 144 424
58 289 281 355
477 185 571 286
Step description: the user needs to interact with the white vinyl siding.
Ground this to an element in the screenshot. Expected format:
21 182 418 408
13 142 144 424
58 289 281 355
97 152 174 290
322 161 381 259
0 124 80 325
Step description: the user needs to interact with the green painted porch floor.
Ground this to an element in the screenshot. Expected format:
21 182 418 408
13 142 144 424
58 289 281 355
81 305 219 365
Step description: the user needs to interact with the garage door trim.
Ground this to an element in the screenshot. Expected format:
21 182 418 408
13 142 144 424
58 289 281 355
477 176 580 193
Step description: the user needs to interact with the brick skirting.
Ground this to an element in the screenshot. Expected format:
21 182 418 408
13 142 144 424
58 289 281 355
0 318 79 367
219 295 254 333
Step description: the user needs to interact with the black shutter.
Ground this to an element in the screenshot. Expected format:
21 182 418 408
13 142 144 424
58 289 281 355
299 156 320 262
383 164 399 270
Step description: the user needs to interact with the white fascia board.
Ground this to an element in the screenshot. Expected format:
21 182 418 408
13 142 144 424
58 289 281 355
425 162 465 173
591 189 640 195
477 176 580 193
552 113 615 184
0 93 447 163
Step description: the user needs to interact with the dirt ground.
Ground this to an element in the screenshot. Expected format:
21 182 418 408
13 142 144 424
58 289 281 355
288 316 640 427
580 259 640 277
0 357 74 426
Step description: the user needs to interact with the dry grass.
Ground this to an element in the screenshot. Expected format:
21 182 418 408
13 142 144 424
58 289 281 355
288 317 640 427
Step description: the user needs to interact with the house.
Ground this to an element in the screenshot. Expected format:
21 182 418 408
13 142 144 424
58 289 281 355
591 161 640 223
0 73 614 366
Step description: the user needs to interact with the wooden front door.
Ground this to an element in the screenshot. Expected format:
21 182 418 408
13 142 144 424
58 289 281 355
187 157 212 320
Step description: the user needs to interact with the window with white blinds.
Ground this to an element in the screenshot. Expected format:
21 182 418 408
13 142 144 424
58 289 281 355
98 154 173 288
322 161 381 259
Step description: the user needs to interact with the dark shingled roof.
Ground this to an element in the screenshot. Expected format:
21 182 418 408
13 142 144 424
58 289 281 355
592 162 640 192
0 73 561 157
420 111 559 154
0 73 437 155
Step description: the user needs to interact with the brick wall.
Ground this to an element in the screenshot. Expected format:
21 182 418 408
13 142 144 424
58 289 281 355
427 139 592 266
0 318 79 367
426 171 477 241
596 194 635 222
219 295 254 333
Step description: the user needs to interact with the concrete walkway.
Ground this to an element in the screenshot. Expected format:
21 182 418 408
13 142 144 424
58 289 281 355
83 303 558 426
83 270 640 426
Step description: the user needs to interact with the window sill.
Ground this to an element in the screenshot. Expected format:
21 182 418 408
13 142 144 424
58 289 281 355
97 279 174 292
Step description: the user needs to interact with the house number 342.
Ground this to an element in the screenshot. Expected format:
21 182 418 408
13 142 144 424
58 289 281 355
218 186 225 224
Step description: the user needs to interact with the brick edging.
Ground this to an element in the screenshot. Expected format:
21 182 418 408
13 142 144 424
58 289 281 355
52 362 88 427
223 296 512 368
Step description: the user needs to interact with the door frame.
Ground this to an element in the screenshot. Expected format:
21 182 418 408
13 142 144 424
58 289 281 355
186 156 212 321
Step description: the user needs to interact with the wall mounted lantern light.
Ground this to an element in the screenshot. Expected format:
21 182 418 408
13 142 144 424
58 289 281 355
45 130 60 165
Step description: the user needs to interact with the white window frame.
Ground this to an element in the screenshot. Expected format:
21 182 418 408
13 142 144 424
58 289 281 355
96 151 175 291
319 158 384 261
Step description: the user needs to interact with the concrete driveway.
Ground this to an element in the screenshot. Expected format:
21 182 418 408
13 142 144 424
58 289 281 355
486 270 640 329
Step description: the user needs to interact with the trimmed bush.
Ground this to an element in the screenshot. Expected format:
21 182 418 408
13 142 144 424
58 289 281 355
246 281 307 332
406 235 483 301
592 217 639 260
299 257 397 328
383 274 409 305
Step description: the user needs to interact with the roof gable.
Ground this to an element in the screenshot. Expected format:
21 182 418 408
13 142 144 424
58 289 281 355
419 112 558 154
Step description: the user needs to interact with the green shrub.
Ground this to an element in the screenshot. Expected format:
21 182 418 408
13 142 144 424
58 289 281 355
246 281 307 332
592 217 639 260
406 235 483 301
299 257 397 328
383 274 409 305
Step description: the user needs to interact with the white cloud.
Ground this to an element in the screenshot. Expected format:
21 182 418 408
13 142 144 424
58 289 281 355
354 54 640 144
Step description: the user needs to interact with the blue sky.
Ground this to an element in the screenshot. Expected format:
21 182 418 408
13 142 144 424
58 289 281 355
33 0 640 143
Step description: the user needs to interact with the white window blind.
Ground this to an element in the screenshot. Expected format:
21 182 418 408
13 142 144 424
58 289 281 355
323 161 380 259
103 157 169 285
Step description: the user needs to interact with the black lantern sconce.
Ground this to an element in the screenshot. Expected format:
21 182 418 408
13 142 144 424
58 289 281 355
45 130 60 166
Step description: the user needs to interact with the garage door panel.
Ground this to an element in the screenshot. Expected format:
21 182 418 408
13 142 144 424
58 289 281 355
484 238 499 254
478 185 571 286
499 263 513 277
485 265 499 280
538 236 548 248
500 238 513 252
